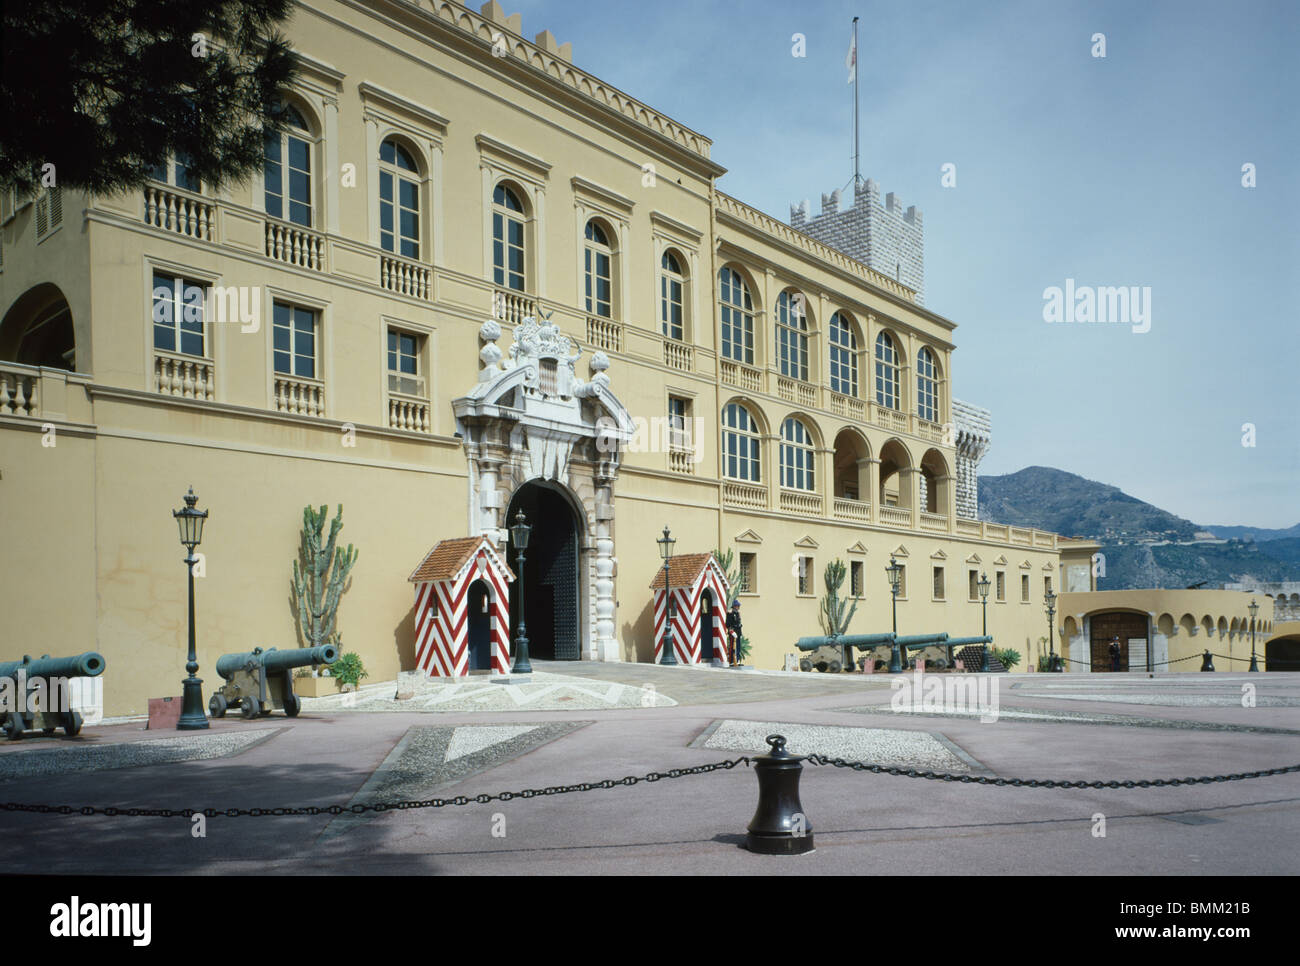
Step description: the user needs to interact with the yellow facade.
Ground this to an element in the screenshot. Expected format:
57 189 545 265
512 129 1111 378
0 0 1097 716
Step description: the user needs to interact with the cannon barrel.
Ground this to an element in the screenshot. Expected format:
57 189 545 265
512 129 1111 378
895 633 948 646
795 632 895 652
216 645 337 680
942 636 993 648
0 652 106 680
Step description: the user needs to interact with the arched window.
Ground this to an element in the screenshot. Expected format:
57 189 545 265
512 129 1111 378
660 250 685 340
584 220 613 318
775 290 808 381
875 332 899 410
916 347 939 423
829 312 858 397
722 402 761 482
718 267 754 365
492 184 526 291
264 104 313 227
780 417 815 491
379 139 420 259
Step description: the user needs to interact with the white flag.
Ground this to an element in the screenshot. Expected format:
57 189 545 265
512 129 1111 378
846 31 856 83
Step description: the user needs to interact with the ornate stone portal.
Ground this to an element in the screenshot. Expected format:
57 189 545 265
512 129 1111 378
452 316 633 662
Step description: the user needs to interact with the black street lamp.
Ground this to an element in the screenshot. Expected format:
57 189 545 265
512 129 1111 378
885 554 904 673
1044 588 1059 672
1248 598 1259 673
977 571 992 672
173 487 209 730
658 525 678 665
509 511 533 675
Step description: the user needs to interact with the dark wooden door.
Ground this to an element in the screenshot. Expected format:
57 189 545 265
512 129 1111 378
1089 612 1146 672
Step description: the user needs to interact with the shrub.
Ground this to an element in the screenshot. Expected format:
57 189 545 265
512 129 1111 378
994 647 1021 671
330 652 368 688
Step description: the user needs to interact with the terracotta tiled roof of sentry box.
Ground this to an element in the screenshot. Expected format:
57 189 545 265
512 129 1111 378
408 536 515 583
648 553 716 590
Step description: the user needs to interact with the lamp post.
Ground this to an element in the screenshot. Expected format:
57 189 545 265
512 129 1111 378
885 554 904 673
977 571 992 671
1248 598 1259 673
509 511 533 675
658 525 678 665
173 487 209 730
1044 588 1059 673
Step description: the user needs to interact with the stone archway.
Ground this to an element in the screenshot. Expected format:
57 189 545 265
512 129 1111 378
506 481 582 660
453 316 633 662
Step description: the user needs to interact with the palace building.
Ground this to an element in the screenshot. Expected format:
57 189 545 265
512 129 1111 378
0 0 1097 716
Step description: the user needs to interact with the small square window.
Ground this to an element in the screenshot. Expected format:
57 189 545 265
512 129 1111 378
850 560 863 598
996 572 1006 602
1022 574 1030 603
797 556 813 596
739 552 757 594
933 566 945 600
968 569 979 601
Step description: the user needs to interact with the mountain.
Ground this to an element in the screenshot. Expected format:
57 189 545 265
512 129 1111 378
1199 523 1300 542
977 467 1300 589
976 466 1199 542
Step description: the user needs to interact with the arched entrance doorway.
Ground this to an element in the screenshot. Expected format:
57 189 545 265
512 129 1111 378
506 481 582 661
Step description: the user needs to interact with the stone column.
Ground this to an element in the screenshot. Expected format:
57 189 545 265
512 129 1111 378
592 475 618 661
857 457 879 521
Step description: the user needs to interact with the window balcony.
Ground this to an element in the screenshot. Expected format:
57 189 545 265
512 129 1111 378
143 184 216 242
387 372 430 432
919 511 949 533
0 363 40 417
916 417 946 443
154 349 214 401
265 219 326 272
776 376 818 410
829 392 865 420
274 373 325 417
492 288 537 325
871 403 908 434
663 339 693 372
833 497 871 522
720 359 763 393
878 504 912 528
723 480 767 510
586 316 623 353
380 254 432 300
668 442 695 475
779 488 822 516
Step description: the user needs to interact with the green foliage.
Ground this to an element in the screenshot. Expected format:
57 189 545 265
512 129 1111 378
994 648 1021 671
712 547 742 606
293 504 359 651
330 652 368 688
735 635 751 663
1036 654 1056 672
818 558 858 637
1 0 297 195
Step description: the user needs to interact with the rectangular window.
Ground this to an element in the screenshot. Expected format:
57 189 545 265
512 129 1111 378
1022 573 1031 602
996 571 1006 602
968 569 979 601
273 301 316 378
151 273 207 357
1044 576 1053 598
933 566 945 600
387 329 423 396
661 273 683 340
797 556 813 596
739 552 756 594
668 396 691 448
897 564 907 598
850 560 863 599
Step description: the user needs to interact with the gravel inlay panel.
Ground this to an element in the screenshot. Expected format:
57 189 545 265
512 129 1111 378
304 671 673 713
832 705 1300 735
695 719 973 772
322 720 589 838
1005 692 1300 708
0 729 279 782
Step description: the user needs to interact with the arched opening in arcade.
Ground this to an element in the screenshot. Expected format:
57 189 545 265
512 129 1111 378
1088 610 1150 672
0 283 77 370
506 480 583 661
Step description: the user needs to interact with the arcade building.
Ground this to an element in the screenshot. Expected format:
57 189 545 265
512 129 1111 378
0 0 1097 716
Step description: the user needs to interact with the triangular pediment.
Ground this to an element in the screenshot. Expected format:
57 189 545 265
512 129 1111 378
793 535 819 549
965 552 982 564
930 549 948 561
1019 559 1033 570
846 541 868 555
734 529 762 544
891 545 909 557
993 555 1008 566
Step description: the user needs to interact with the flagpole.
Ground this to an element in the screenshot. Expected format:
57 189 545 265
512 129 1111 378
852 16 860 188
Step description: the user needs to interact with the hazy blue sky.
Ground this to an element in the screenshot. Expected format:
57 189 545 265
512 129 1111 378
502 0 1298 527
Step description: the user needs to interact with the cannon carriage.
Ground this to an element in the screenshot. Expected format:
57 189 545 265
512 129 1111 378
0 652 106 740
210 645 337 720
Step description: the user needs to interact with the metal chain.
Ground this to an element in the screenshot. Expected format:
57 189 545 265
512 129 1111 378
1058 653 1201 668
805 755 1300 788
0 757 752 819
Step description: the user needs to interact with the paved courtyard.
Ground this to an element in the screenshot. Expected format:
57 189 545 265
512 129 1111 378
1 664 1297 875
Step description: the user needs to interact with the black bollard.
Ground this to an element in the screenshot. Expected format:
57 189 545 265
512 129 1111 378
1200 650 1215 672
746 734 814 855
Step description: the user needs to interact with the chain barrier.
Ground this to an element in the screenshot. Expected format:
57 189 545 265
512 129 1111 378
0 756 752 819
4 747 1300 818
1057 653 1203 669
805 756 1300 788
